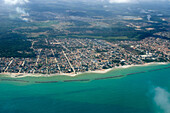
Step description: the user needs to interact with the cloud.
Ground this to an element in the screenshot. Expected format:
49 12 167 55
16 7 29 16
4 0 29 5
3 0 30 21
109 0 131 3
154 87 170 113
108 0 170 3
16 7 30 22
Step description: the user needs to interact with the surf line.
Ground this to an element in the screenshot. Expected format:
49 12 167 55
1 66 170 83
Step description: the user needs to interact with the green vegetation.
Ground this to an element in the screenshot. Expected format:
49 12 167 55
58 35 129 40
0 1 169 58
33 21 59 27
0 33 35 58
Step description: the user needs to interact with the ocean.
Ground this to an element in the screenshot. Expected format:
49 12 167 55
0 63 170 113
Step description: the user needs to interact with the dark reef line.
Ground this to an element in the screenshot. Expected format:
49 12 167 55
94 75 124 80
0 79 29 83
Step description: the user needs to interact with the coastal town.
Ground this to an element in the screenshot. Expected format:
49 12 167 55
0 37 169 76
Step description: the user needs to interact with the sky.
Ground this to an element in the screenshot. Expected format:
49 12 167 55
2 0 170 5
108 0 170 3
62 0 170 3
4 0 29 5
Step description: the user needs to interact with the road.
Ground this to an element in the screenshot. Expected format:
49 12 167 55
62 50 76 74
4 59 14 72
51 49 61 73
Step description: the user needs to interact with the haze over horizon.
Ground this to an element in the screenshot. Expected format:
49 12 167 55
1 0 170 5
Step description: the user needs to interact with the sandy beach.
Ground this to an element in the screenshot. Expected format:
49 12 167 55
0 62 169 78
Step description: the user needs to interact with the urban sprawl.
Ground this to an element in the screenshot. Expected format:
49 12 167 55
0 37 169 76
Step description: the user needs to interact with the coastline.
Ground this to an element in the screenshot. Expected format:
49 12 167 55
0 62 169 78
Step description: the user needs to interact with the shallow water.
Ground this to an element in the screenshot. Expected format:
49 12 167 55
0 64 170 113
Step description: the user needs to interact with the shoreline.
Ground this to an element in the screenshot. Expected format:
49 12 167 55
0 62 169 78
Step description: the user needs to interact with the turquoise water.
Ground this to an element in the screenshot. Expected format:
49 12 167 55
0 64 170 113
